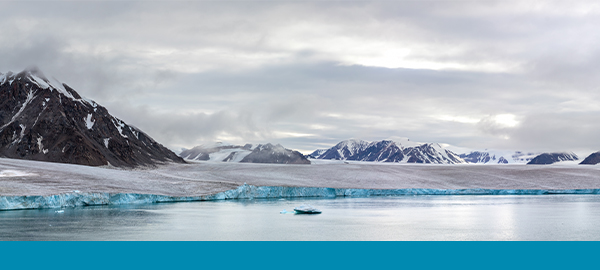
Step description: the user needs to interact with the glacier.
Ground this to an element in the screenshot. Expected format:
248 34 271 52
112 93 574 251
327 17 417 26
2 183 600 211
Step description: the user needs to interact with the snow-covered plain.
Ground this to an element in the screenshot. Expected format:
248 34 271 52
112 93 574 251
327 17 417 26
1 157 600 210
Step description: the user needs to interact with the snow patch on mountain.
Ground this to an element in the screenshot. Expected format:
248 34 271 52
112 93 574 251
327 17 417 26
84 114 95 129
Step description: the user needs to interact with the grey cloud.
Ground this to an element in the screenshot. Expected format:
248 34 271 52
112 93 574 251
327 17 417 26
106 101 271 151
507 113 600 152
2 1 600 154
476 115 515 138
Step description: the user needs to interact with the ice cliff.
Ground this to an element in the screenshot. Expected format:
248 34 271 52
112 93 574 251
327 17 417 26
2 184 600 211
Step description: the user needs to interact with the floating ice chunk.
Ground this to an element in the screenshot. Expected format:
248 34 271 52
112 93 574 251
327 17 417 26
55 210 64 213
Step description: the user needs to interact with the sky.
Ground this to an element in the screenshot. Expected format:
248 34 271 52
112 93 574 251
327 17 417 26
1 0 600 154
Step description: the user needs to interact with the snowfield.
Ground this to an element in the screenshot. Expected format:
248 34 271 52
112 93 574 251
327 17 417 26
1 157 600 210
0 170 37 178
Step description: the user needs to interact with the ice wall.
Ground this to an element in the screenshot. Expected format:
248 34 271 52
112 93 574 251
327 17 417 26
2 184 600 211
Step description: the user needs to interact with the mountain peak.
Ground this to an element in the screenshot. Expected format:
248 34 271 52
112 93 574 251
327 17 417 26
22 66 46 79
0 69 184 167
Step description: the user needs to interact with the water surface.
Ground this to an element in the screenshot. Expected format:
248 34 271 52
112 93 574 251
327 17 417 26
1 195 599 240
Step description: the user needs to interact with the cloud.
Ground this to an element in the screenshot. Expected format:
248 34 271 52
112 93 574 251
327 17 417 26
508 113 600 152
2 1 600 154
477 114 521 138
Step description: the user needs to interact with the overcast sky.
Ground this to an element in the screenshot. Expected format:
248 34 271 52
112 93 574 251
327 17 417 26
2 0 600 154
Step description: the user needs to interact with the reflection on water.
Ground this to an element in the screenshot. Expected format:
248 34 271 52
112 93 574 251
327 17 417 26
1 195 600 241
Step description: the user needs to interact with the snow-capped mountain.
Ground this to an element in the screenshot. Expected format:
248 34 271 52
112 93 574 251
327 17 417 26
527 152 579 165
459 151 509 164
0 68 184 167
180 142 253 162
310 139 465 164
580 152 600 165
458 150 540 164
180 142 310 164
460 151 581 165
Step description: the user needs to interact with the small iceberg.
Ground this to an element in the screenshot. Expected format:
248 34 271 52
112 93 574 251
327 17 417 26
55 210 64 213
294 205 322 214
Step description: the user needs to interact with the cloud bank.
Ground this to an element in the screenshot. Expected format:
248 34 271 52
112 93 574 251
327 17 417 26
2 1 600 153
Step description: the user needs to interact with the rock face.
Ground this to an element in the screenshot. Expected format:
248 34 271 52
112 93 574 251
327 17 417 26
180 142 310 164
579 152 600 165
240 143 310 164
310 139 465 164
527 152 578 165
0 68 184 167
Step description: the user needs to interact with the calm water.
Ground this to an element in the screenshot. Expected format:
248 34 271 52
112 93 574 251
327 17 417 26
1 195 600 241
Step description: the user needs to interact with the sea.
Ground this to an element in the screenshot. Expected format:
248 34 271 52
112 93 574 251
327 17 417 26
1 195 600 241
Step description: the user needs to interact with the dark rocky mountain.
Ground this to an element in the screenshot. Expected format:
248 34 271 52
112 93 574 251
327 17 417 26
0 68 184 167
180 142 310 164
310 139 465 164
459 151 508 164
527 152 578 165
240 143 310 164
579 152 600 165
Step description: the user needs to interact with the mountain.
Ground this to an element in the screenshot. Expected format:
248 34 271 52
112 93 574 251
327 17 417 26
0 68 184 167
459 151 508 164
180 142 253 162
580 152 600 165
527 152 579 165
180 142 310 164
458 150 539 164
310 139 465 164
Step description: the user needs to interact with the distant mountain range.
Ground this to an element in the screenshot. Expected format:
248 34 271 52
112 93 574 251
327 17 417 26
180 142 310 164
309 139 465 164
460 150 580 165
0 68 183 167
458 150 570 164
310 139 593 165
459 151 510 164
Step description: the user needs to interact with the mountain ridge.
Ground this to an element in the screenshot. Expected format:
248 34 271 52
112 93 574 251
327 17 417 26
310 139 465 164
180 142 310 164
0 68 184 167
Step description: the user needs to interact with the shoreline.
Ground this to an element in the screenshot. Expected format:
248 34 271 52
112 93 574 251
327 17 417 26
2 183 600 211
